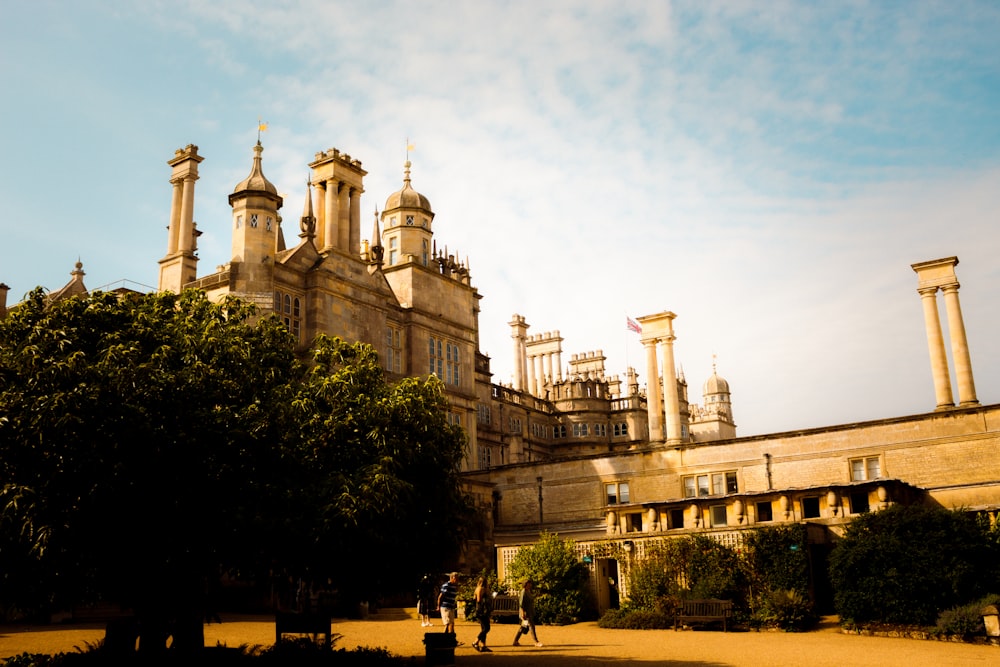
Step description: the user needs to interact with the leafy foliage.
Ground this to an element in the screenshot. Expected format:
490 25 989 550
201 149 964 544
756 588 816 631
0 289 474 651
624 535 743 613
504 532 590 624
932 594 1000 637
828 504 999 626
741 524 814 629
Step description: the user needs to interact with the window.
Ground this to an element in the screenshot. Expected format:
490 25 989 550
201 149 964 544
802 496 820 519
477 404 491 426
250 213 258 228
849 491 870 514
422 240 429 266
572 423 589 437
850 456 882 481
669 508 685 530
531 422 547 438
606 482 630 505
508 416 522 434
385 326 402 373
478 445 492 470
594 423 607 437
274 290 302 341
553 424 566 439
388 236 398 265
448 412 462 428
429 337 461 386
236 214 243 228
266 216 273 231
710 504 727 527
683 471 737 498
613 422 628 437
756 501 773 522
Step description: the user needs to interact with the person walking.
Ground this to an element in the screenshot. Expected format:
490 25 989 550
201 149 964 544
512 579 542 647
437 572 460 635
472 576 493 652
417 574 435 627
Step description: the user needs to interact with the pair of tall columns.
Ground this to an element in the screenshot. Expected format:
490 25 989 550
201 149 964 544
315 180 362 254
912 257 978 409
637 312 682 444
165 145 203 257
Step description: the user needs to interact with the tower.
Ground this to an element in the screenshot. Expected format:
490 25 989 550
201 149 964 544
228 141 283 301
381 160 434 268
158 144 203 292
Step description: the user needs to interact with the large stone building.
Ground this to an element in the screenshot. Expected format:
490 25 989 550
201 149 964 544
5 141 999 614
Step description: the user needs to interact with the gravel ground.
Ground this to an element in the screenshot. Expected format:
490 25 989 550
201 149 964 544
2 611 998 666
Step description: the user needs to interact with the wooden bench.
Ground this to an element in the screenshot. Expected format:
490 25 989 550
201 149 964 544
275 611 333 647
673 598 733 632
491 594 520 621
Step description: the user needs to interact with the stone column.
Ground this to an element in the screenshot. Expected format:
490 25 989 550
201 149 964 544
941 284 978 406
338 184 351 250
543 352 553 387
178 176 196 253
314 180 327 248
643 340 662 441
526 353 536 396
323 179 338 252
167 179 183 253
510 315 528 392
349 187 362 255
534 354 545 396
918 286 954 409
660 333 682 444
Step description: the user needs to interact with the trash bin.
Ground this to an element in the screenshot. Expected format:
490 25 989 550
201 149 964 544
983 605 1000 637
423 631 458 666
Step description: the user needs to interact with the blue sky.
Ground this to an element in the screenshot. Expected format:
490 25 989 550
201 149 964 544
2 0 999 436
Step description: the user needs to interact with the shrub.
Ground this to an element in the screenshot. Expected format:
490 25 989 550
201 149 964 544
933 593 1000 637
504 532 590 624
829 504 998 626
597 607 673 629
625 535 742 613
758 588 816 632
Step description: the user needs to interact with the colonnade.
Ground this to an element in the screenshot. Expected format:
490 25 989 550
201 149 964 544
509 315 564 397
912 257 978 408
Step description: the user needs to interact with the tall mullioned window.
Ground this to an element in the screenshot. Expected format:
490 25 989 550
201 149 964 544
429 336 461 386
385 326 402 373
274 290 302 341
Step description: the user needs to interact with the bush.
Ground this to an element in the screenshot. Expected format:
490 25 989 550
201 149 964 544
933 593 1000 637
597 607 673 629
757 589 816 632
829 504 999 626
625 535 742 613
504 532 590 624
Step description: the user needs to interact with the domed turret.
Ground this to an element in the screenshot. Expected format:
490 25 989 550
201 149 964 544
703 370 730 395
383 160 432 214
232 141 280 197
381 160 435 267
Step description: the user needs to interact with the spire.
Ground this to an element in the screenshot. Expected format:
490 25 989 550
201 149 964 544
231 140 279 198
299 178 316 240
370 207 384 266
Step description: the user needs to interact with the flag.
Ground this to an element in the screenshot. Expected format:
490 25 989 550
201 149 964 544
258 121 269 132
627 317 641 334
407 143 415 151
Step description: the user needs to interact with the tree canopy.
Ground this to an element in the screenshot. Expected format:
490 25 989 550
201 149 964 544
0 288 473 650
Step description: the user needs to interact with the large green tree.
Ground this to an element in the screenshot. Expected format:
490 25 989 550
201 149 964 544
0 288 472 654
